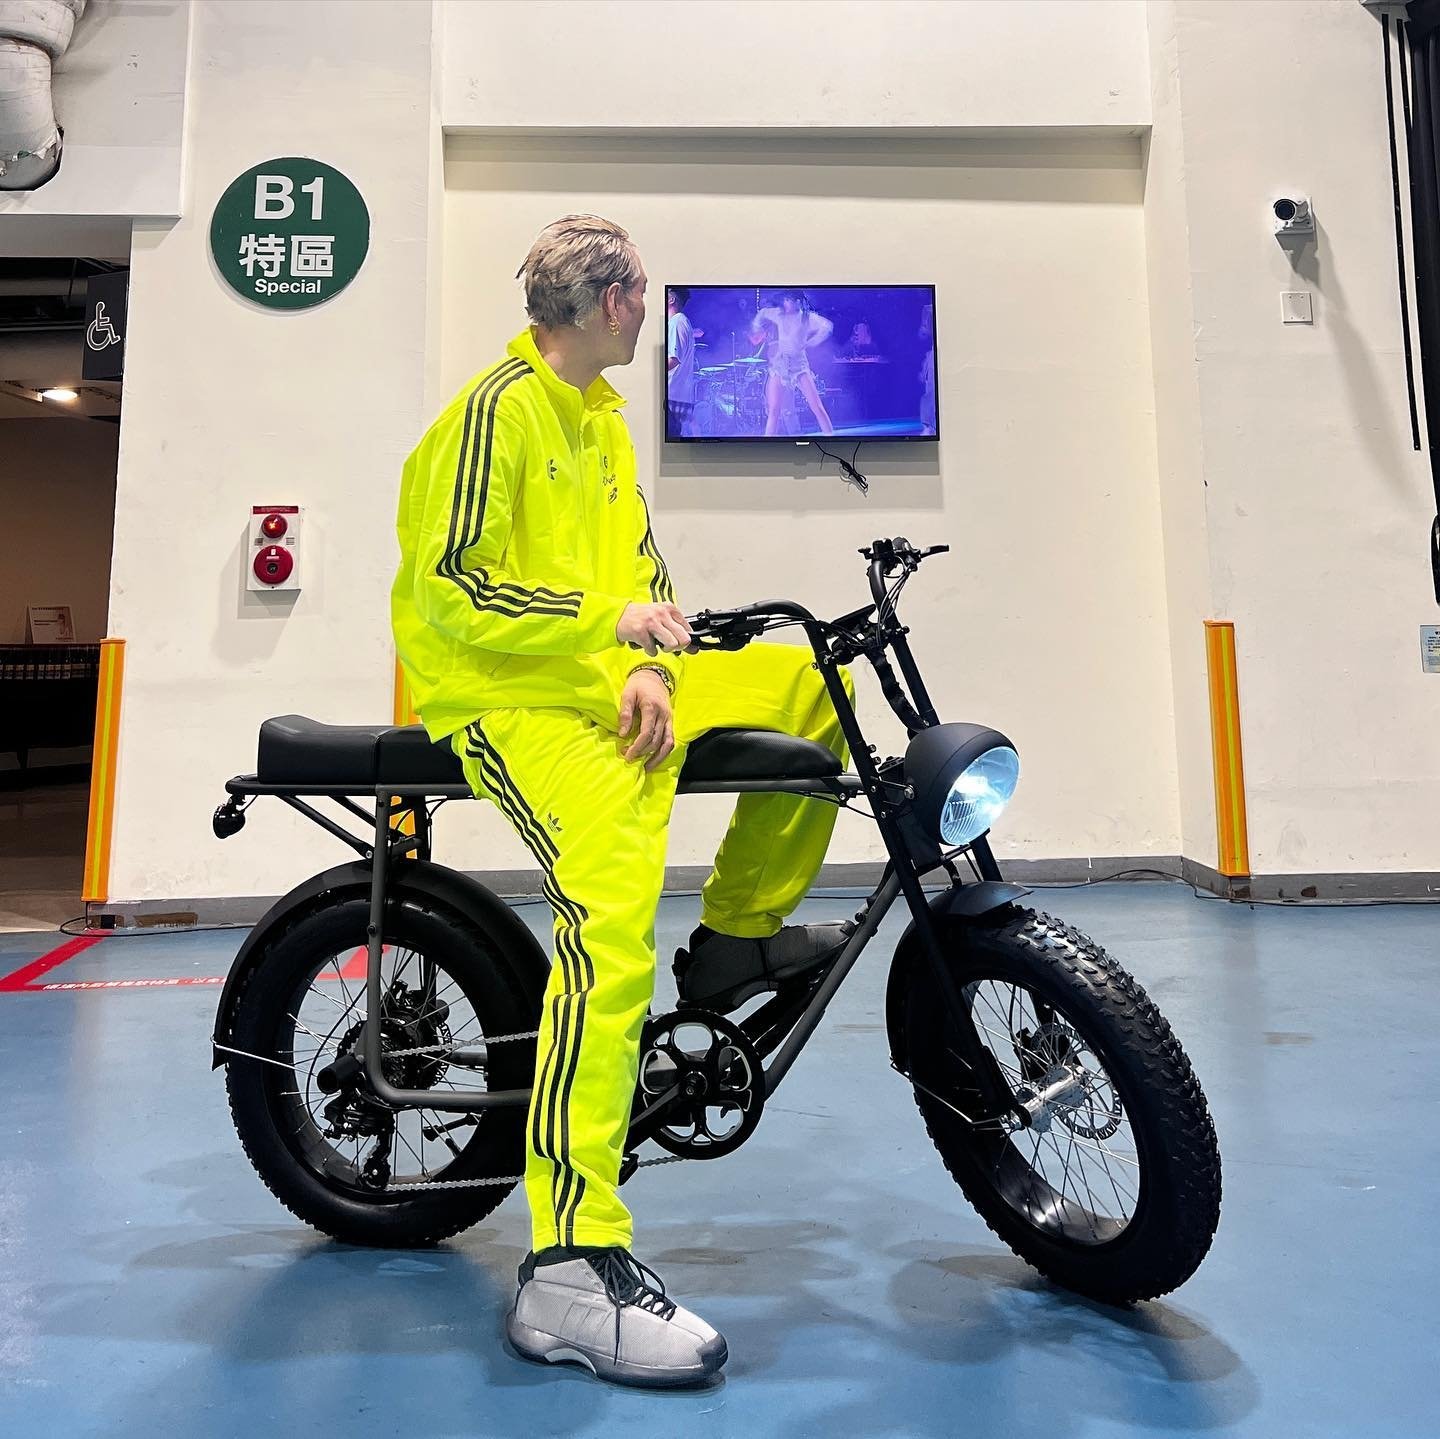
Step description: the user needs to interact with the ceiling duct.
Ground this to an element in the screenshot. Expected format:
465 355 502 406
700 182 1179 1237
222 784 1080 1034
0 0 87 191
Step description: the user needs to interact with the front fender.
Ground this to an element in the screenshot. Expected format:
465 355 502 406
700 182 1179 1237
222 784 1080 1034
211 859 550 1067
883 879 1031 1075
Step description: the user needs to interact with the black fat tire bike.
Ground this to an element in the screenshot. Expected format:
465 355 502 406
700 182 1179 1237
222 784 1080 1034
211 535 1221 1303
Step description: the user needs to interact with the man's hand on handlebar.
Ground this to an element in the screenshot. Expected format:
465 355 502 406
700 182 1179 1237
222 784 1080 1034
616 601 693 656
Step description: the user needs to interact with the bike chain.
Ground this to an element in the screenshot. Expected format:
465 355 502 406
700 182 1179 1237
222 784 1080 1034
223 1029 686 1192
386 1153 687 1192
380 1030 686 1192
382 1029 538 1058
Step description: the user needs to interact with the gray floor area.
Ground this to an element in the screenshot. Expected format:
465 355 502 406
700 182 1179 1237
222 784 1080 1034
0 881 1434 1437
0 780 87 931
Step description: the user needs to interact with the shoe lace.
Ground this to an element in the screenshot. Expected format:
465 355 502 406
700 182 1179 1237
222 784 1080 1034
588 1248 678 1334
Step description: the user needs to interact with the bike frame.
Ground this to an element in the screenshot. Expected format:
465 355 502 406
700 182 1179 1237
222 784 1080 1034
221 540 1023 1132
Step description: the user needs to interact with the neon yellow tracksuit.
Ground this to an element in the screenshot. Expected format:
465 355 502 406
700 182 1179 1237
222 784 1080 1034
392 327 854 1250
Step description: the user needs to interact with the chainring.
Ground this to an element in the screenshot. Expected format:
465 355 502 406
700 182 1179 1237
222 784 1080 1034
634 1009 765 1160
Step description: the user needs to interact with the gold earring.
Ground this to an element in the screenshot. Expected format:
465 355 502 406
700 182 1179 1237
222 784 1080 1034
609 317 621 336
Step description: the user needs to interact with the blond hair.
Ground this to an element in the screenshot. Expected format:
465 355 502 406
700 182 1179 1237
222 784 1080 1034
515 214 642 330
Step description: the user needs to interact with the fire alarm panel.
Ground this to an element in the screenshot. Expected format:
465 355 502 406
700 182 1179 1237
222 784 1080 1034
248 505 302 591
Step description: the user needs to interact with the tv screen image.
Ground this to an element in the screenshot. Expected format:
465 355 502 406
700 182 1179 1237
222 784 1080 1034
664 284 938 443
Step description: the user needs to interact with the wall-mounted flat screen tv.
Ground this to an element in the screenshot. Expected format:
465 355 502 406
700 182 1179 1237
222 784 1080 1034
664 284 938 443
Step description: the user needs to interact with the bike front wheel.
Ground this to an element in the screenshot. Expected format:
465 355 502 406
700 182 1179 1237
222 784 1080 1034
903 907 1222 1303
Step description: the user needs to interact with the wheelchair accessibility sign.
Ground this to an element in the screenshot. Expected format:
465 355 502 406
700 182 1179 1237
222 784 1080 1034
82 270 128 381
209 157 370 311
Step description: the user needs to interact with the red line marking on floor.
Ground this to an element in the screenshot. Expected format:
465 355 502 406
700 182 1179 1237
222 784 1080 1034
38 976 227 991
3 939 376 995
0 935 106 993
316 946 370 982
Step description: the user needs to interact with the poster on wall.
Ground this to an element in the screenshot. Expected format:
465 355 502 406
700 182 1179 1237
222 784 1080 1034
209 157 370 311
26 606 75 643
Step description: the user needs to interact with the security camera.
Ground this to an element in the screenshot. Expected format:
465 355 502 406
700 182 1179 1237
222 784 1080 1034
1273 197 1314 236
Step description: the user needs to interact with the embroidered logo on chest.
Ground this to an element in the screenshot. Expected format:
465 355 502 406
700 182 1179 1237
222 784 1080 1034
600 452 618 503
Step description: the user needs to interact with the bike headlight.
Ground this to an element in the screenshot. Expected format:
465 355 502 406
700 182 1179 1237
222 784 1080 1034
904 723 1021 848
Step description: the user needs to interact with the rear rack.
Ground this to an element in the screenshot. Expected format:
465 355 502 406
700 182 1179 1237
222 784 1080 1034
216 771 869 864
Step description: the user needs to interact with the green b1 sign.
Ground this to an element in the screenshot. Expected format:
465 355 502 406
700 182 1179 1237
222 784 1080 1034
210 158 369 310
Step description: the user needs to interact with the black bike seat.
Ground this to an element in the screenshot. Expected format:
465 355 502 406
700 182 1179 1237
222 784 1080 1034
679 729 841 785
256 716 463 788
253 716 840 792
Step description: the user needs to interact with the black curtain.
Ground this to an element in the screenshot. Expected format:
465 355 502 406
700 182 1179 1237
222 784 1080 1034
1402 1 1440 598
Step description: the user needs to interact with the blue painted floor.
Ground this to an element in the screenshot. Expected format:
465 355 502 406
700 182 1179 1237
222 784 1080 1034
1 882 1434 1438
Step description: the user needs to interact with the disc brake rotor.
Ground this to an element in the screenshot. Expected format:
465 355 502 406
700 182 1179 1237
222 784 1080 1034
1026 1020 1124 1141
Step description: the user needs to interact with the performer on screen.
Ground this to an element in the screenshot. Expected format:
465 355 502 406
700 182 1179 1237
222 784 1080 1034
748 290 834 436
918 301 937 436
666 287 697 437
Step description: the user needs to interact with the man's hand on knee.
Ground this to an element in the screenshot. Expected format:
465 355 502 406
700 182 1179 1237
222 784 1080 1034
617 671 676 772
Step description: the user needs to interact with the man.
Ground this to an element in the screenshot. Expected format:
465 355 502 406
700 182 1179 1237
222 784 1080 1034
391 215 855 1388
666 285 697 437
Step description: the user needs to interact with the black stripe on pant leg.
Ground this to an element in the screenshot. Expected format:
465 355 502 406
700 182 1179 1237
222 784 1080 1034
467 749 575 1236
480 731 599 1245
463 727 572 1159
485 785 587 1239
474 736 589 1241
466 723 593 1239
464 725 573 1208
484 742 596 1247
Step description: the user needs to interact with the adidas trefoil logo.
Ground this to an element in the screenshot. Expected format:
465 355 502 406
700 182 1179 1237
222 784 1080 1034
546 812 562 834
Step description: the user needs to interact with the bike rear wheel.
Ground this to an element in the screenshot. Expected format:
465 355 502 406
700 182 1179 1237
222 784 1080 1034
225 890 539 1247
904 907 1221 1303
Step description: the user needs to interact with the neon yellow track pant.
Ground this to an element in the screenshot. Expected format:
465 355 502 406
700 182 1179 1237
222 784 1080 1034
451 641 855 1251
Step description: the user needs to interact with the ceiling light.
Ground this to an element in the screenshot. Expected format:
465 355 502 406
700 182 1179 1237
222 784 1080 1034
39 388 79 403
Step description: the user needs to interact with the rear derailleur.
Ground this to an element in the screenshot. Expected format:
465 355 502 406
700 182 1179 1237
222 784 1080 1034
314 982 456 1188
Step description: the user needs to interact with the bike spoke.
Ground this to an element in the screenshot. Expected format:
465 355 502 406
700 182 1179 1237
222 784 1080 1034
286 1015 341 1056
261 939 522 1191
949 975 1145 1242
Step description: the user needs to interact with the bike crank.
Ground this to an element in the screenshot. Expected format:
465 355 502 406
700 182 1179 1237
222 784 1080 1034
627 1009 766 1161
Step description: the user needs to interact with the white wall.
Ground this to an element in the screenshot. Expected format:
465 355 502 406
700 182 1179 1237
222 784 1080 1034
0 418 117 644
1147 0 1438 876
106 0 440 901
441 0 1150 133
0 0 190 227
83 0 1437 904
440 132 1179 873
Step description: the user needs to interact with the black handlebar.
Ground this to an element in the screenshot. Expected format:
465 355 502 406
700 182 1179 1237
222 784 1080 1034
677 536 947 735
684 536 948 649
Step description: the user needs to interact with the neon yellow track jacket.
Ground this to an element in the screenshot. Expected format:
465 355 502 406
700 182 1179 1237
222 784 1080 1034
392 328 685 741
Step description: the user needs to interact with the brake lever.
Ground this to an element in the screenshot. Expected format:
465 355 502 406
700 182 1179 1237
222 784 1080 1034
684 609 773 652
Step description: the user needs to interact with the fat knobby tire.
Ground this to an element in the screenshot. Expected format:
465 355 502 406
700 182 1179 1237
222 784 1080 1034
907 906 1222 1303
225 890 538 1248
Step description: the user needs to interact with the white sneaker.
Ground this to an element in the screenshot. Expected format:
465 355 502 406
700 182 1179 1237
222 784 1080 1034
505 1246 728 1388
